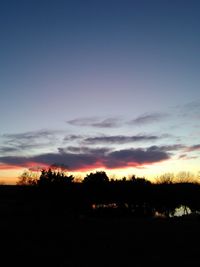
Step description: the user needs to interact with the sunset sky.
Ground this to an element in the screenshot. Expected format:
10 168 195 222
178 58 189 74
0 0 200 184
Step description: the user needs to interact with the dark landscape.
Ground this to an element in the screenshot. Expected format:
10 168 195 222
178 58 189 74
0 170 200 267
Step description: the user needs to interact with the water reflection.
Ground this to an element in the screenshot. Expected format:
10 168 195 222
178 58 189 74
155 206 192 218
92 203 194 218
172 205 191 217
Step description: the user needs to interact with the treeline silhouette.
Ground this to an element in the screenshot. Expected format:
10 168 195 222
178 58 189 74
2 169 200 267
0 168 196 218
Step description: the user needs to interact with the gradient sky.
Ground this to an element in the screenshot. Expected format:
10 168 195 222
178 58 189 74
0 0 200 183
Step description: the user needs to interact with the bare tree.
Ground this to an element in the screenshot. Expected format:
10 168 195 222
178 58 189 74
17 170 38 186
155 173 175 184
176 171 195 183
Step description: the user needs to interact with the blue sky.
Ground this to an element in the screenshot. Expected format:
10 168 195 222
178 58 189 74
0 0 200 183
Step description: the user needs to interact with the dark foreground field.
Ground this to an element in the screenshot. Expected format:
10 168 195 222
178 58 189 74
1 213 200 267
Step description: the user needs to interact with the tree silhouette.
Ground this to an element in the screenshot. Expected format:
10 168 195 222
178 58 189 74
83 171 109 185
37 168 74 186
15 167 200 218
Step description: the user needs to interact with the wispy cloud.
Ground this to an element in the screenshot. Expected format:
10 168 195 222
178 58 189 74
178 154 198 160
181 100 200 111
185 144 200 152
0 129 60 154
0 146 19 153
67 117 121 128
3 129 59 141
129 112 168 125
83 134 160 144
58 146 111 155
149 144 185 152
63 135 85 142
63 133 167 145
176 100 200 120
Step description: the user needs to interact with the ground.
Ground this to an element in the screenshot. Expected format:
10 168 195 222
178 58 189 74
0 213 200 267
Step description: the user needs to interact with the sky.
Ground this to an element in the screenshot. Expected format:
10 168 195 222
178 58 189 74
0 0 200 184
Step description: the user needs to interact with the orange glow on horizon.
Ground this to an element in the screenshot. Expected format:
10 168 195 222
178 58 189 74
0 157 199 184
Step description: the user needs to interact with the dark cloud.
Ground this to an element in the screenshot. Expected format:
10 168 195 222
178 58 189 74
0 153 99 171
0 156 30 165
67 117 120 128
129 113 168 125
0 146 170 171
105 148 170 168
83 134 159 144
